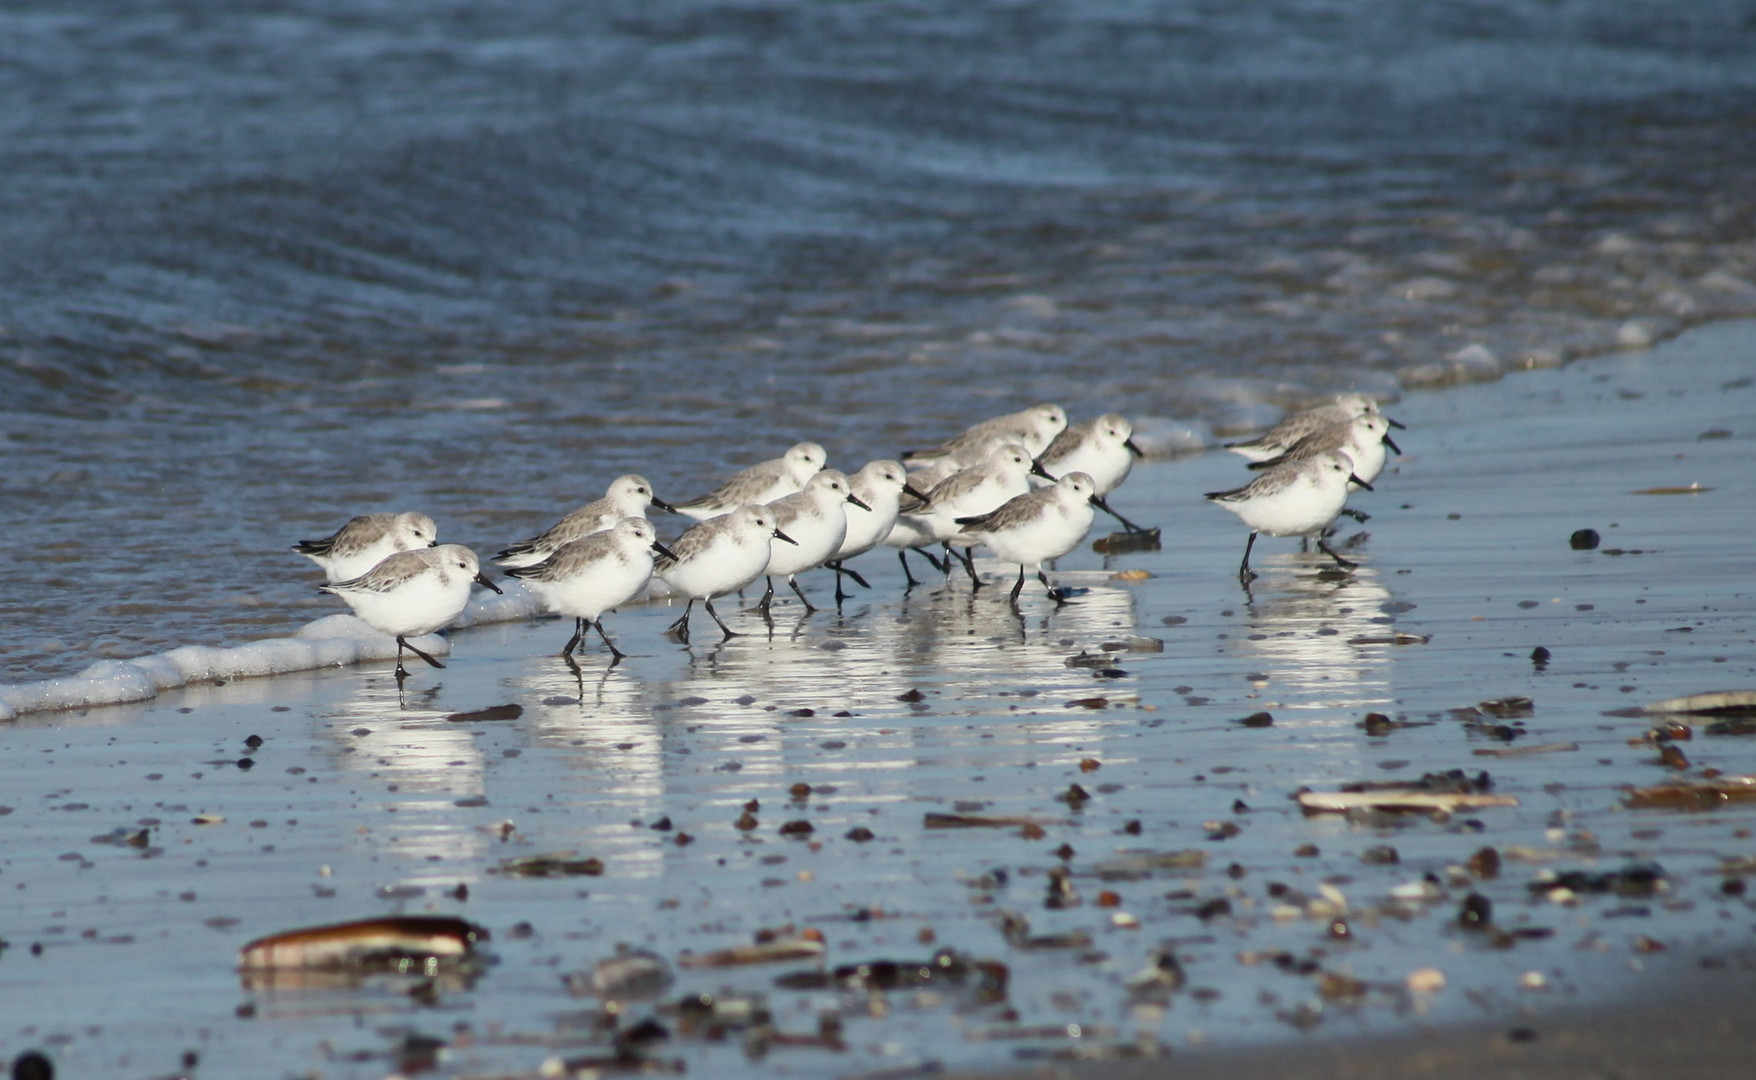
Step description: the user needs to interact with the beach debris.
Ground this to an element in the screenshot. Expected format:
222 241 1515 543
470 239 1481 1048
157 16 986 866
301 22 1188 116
1093 529 1161 554
563 947 675 1001
999 911 1093 951
1705 717 1756 736
663 990 773 1040
1569 528 1600 549
1236 711 1274 728
1300 776 1517 815
1457 893 1493 930
1631 483 1711 495
923 812 1068 829
444 703 522 723
495 852 604 877
1624 775 1756 810
1347 632 1430 646
1091 849 1206 881
1529 862 1667 899
1643 689 1756 716
1125 948 1186 1001
773 948 1009 1002
1406 967 1446 993
677 928 825 969
237 915 487 971
1479 696 1533 718
1473 741 1578 758
1530 646 1551 669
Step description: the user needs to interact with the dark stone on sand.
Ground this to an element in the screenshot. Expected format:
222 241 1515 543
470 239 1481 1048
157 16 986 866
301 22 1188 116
1458 893 1493 929
445 703 523 723
1571 528 1601 549
1238 711 1274 728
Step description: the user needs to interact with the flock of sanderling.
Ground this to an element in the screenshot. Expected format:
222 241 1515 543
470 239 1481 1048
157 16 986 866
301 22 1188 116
295 397 1402 679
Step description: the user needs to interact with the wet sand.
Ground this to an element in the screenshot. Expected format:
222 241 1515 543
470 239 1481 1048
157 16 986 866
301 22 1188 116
3 322 1755 1078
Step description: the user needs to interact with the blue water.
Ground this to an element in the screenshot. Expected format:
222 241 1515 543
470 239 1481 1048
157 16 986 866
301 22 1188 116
5 0 1756 681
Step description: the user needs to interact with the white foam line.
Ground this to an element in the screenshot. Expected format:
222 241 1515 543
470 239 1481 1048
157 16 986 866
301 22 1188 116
0 586 547 722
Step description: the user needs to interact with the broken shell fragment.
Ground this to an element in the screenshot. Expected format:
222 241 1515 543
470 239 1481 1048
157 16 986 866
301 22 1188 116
238 915 487 971
677 931 826 969
565 947 675 1001
1643 690 1756 716
1298 791 1518 814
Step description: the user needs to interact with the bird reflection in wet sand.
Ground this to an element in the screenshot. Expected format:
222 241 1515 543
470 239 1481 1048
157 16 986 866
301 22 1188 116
1233 568 1396 712
503 518 674 668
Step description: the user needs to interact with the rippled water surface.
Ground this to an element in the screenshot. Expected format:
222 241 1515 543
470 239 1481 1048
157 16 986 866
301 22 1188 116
5 0 1756 681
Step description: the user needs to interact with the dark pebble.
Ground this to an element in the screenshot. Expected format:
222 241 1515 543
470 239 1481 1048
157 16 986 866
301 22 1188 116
1570 528 1600 550
1458 893 1493 929
1237 711 1274 728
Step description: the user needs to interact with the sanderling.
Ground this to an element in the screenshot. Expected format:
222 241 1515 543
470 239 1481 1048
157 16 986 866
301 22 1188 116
758 469 868 613
294 511 437 583
1204 450 1371 583
1225 393 1404 463
956 472 1099 603
673 442 827 520
1036 413 1149 533
902 404 1068 467
493 475 675 569
320 544 503 678
908 442 1040 586
503 518 674 663
1248 412 1400 489
825 460 924 600
655 505 796 642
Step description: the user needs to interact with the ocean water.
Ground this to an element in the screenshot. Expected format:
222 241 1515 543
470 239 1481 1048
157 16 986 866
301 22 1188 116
2 5 1756 679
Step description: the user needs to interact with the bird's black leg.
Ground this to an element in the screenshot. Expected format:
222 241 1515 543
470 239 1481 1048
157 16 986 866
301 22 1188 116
953 545 982 589
560 618 584 658
1009 565 1027 605
1238 533 1259 584
756 576 776 614
705 599 740 640
788 576 816 613
665 599 695 642
398 635 446 669
591 618 627 662
1316 537 1358 570
1092 494 1149 533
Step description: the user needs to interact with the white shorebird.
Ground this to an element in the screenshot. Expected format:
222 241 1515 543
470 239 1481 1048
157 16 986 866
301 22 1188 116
906 442 1040 586
1204 449 1372 583
1225 393 1403 463
319 544 503 678
956 472 1099 604
502 518 674 662
493 475 675 569
655 505 796 642
1249 412 1400 488
294 511 437 583
1035 413 1148 533
672 442 827 521
902 404 1068 467
758 470 868 614
825 460 924 600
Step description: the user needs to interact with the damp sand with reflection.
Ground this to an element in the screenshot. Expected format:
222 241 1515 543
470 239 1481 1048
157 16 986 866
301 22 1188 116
3 323 1756 1078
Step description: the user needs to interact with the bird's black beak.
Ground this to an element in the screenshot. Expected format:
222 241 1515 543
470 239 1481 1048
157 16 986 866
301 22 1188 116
474 572 505 594
1349 475 1373 491
902 482 929 501
1124 437 1144 458
651 540 677 561
773 528 799 545
1386 416 1407 431
1030 460 1056 481
846 492 871 511
1382 433 1402 455
650 496 677 514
